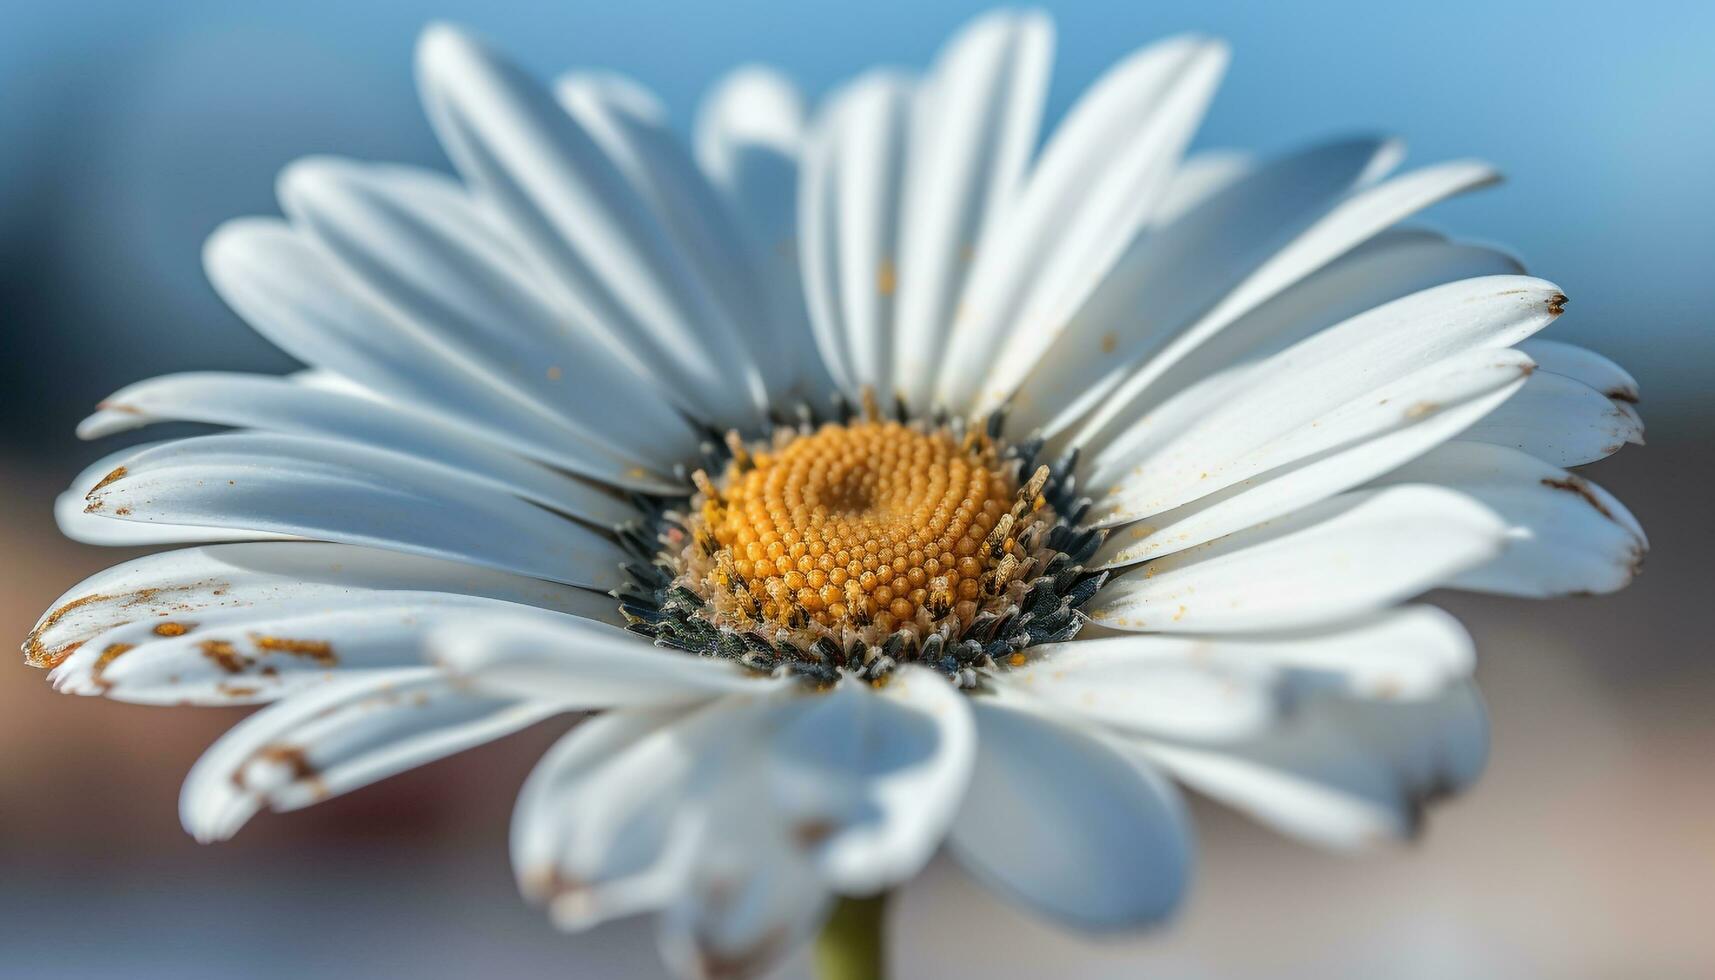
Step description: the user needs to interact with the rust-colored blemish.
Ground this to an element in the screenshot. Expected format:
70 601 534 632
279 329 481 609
1606 387 1640 404
199 639 248 674
250 635 338 667
31 640 83 670
1404 401 1439 419
876 258 897 297
27 580 227 666
1541 476 1614 520
1547 293 1568 316
696 925 790 980
522 866 596 909
95 401 145 415
89 643 136 690
23 592 114 668
1100 333 1117 354
546 365 563 381
113 506 132 516
793 820 837 847
153 621 194 637
251 744 327 799
87 466 127 496
218 683 261 698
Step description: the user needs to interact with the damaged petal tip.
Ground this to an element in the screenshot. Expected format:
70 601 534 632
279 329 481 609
86 465 128 498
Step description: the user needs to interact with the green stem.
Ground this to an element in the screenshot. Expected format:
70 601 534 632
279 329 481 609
813 893 888 980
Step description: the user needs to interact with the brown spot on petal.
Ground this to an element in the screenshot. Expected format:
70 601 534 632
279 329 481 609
1541 476 1615 521
248 744 327 800
23 592 115 668
525 867 604 923
1547 293 1568 316
699 932 791 980
153 621 195 637
250 635 338 666
87 466 127 496
89 643 136 691
876 258 896 297
199 639 248 674
793 819 838 847
23 581 231 669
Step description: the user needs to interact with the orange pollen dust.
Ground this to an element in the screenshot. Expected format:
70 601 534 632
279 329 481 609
679 420 1050 640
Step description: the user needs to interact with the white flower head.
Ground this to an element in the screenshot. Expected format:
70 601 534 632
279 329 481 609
27 10 1646 979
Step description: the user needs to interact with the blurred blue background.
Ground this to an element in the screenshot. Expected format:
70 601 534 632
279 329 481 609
2 2 1710 978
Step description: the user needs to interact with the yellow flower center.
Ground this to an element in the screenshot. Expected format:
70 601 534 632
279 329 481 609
680 419 1048 640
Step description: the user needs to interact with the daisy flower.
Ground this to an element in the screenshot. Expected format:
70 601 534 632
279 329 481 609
26 10 1646 979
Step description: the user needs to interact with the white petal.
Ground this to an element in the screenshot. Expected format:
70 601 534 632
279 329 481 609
891 10 1052 412
24 539 615 670
1086 485 1507 632
204 218 660 481
1461 370 1644 466
82 433 628 589
1516 338 1641 405
657 743 832 980
947 700 1192 932
768 667 975 893
1087 276 1565 518
1016 604 1471 715
51 598 575 705
1090 347 1534 562
1014 137 1403 434
798 71 913 400
694 67 836 405
1068 159 1503 446
429 614 769 709
511 701 740 929
512 693 829 977
79 371 682 504
416 24 766 429
1251 606 1476 700
1148 150 1253 227
1137 682 1488 850
277 156 701 467
181 668 553 842
1375 441 1645 597
554 73 792 405
57 444 295 547
1063 234 1525 448
695 67 804 187
992 636 1281 741
1065 363 1266 501
945 35 1230 415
